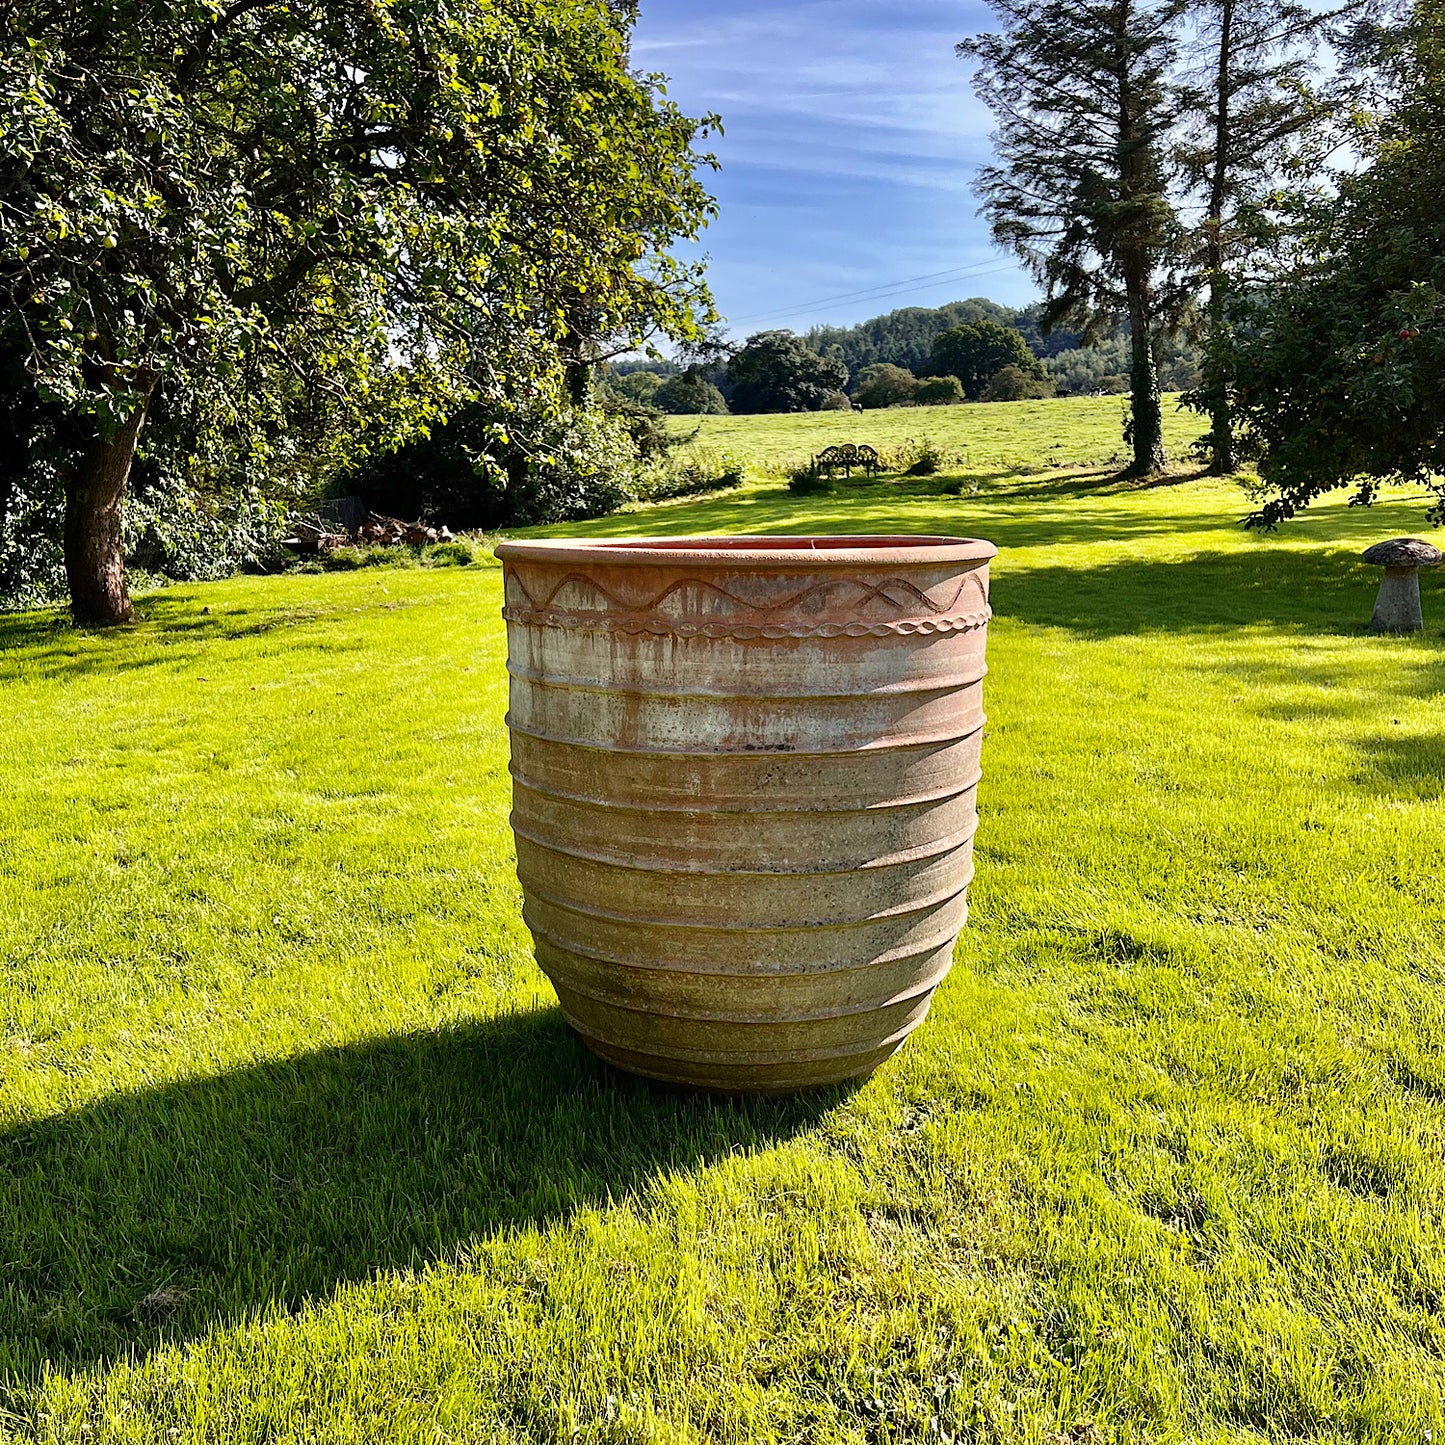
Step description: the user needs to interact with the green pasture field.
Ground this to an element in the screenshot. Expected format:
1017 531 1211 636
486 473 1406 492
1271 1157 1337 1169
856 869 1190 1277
2 399 1444 1442
668 393 1197 474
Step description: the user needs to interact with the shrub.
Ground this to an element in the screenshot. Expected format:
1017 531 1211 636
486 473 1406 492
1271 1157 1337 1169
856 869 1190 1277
819 390 854 412
906 438 945 475
914 375 966 406
853 363 921 409
981 365 1055 402
2 455 292 609
424 540 480 567
302 536 485 573
786 465 836 495
127 477 293 581
347 399 639 529
876 438 960 476
0 474 64 611
639 447 746 502
318 544 396 571
344 405 503 527
504 406 640 524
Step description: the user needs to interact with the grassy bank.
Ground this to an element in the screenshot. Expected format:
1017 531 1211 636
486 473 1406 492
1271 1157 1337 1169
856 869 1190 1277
2 405 1444 1442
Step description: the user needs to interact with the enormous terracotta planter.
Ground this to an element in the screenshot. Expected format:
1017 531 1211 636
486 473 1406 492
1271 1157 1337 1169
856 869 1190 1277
496 534 996 1094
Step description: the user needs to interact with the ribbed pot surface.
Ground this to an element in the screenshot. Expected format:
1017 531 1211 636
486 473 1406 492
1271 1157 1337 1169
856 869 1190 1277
495 534 995 1094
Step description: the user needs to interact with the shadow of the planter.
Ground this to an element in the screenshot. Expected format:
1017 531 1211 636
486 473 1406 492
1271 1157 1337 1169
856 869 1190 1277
1 1007 844 1384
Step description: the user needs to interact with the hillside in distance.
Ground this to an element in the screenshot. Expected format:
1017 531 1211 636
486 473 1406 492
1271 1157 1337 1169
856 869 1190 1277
804 297 1052 379
804 298 1198 396
610 298 1200 401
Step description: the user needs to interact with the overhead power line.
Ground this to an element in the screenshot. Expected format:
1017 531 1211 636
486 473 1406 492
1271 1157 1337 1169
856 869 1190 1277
728 261 1007 322
727 259 1023 328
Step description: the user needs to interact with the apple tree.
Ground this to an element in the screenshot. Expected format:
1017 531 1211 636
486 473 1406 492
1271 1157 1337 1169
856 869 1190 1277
0 0 716 622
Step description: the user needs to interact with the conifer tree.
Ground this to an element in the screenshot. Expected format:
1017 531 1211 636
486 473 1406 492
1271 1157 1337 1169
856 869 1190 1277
1175 0 1332 472
960 0 1184 476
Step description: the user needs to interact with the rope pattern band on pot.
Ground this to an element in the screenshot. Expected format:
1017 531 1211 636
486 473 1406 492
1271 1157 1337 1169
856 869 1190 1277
499 606 992 639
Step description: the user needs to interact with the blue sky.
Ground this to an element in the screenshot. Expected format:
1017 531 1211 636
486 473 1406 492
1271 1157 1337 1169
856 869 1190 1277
631 0 1037 338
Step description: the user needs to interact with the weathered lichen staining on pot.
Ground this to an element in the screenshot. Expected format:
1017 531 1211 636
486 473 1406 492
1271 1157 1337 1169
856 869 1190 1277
496 534 996 1094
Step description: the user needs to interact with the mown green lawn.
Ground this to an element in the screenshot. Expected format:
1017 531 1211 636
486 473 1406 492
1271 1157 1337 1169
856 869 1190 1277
2 402 1444 1443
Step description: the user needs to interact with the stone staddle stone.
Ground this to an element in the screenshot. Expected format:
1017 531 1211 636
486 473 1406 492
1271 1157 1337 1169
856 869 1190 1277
1362 537 1443 633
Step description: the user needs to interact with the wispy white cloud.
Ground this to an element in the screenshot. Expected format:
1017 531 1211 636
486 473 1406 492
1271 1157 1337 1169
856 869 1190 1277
633 0 1031 331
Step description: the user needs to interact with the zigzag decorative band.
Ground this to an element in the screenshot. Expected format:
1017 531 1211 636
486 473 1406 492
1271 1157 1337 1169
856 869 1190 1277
501 605 993 640
502 569 988 617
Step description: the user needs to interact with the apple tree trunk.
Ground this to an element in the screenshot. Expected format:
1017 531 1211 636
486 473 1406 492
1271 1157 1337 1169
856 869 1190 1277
64 391 152 627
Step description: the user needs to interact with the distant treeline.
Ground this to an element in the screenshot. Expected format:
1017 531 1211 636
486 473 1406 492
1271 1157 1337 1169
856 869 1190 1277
803 298 1198 396
610 296 1199 411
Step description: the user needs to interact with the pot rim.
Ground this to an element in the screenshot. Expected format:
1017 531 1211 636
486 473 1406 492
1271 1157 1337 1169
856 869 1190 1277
495 534 997 568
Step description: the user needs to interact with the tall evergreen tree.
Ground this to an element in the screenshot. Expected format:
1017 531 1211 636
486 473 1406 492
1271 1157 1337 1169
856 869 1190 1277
1331 0 1419 113
1175 0 1332 472
960 0 1185 476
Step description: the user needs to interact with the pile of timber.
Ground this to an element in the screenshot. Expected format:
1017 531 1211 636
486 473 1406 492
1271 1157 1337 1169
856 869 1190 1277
284 505 456 555
357 514 456 547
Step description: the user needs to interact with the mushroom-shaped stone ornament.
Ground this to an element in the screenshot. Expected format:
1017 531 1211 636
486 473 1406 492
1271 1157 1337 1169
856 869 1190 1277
1361 537 1443 632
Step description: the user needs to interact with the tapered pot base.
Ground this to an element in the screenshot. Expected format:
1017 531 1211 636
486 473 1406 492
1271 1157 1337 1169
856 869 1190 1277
569 1025 911 1096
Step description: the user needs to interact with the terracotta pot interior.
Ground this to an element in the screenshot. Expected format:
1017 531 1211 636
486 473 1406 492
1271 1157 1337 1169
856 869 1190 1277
600 536 971 551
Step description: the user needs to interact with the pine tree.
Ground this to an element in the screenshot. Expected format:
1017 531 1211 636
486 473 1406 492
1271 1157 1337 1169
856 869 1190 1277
960 0 1185 476
1175 0 1332 472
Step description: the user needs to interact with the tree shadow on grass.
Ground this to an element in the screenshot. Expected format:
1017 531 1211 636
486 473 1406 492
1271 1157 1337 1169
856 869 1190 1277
990 546 1444 639
976 508 1247 550
0 1008 843 1391
622 493 1246 555
1352 731 1445 801
0 586 478 686
995 464 1216 504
